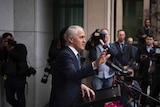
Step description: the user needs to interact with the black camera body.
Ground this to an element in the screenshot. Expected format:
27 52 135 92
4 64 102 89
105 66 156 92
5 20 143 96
41 67 51 84
7 39 17 46
27 67 36 77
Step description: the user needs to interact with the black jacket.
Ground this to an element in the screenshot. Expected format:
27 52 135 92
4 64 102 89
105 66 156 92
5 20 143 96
136 26 154 45
0 43 28 76
137 45 156 81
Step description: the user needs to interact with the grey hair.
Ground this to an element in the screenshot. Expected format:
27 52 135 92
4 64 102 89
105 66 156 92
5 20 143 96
100 28 109 32
65 25 83 38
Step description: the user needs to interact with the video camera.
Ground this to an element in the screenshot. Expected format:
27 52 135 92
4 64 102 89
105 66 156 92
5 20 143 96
85 29 106 50
89 29 101 47
90 29 106 45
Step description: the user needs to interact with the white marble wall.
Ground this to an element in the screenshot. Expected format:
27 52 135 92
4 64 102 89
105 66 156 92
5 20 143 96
0 0 14 33
0 0 53 107
0 1 14 107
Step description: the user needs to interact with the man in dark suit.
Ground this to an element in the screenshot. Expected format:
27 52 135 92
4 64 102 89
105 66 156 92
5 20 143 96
114 29 135 106
127 37 138 59
114 30 134 70
127 37 139 79
49 25 110 107
136 19 154 47
137 35 155 107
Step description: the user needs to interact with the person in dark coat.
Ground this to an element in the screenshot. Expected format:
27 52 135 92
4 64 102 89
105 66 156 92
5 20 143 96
114 30 136 107
0 33 28 107
137 35 156 107
114 30 134 70
136 19 154 47
49 25 110 107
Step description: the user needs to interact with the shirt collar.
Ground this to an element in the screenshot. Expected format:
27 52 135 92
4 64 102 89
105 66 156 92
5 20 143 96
146 45 154 49
119 41 125 45
68 46 79 56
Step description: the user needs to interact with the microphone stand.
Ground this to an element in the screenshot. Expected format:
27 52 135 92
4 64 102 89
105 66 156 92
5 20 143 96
106 60 160 106
115 78 160 107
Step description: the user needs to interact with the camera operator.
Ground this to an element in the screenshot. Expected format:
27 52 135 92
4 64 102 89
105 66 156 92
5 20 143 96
137 34 157 107
0 33 28 107
91 28 118 90
114 29 134 73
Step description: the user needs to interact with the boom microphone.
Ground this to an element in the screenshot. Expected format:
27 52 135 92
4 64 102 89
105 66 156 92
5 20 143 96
106 60 132 76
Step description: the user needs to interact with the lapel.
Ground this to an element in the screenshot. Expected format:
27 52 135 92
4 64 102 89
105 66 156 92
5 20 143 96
123 42 128 53
115 42 125 53
66 46 79 69
115 42 121 53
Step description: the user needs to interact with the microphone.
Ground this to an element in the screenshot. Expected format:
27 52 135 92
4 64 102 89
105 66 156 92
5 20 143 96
106 60 132 76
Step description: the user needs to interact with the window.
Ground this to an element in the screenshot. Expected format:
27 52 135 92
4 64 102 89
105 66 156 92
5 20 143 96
123 0 143 42
53 0 83 39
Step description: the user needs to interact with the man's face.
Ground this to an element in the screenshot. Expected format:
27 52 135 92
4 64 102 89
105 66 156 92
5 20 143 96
2 36 14 48
117 31 125 42
145 19 150 27
145 36 154 46
127 38 133 44
101 30 110 43
72 28 86 51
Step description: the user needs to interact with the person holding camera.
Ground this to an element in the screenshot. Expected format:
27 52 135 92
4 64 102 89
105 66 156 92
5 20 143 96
137 34 155 107
0 33 28 107
91 28 118 90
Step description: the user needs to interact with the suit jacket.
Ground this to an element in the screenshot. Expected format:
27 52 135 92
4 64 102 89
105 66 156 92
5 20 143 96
103 43 118 57
131 45 138 59
0 43 28 76
50 46 96 107
137 45 156 81
114 41 134 69
136 26 154 45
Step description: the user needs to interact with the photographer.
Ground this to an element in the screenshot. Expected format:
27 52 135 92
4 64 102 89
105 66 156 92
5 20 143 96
41 26 69 84
0 33 28 107
137 34 156 107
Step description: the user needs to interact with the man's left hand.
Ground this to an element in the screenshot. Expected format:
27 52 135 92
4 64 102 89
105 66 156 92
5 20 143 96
81 84 95 98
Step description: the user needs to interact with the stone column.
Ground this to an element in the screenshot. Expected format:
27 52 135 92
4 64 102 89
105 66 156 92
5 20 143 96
151 0 160 41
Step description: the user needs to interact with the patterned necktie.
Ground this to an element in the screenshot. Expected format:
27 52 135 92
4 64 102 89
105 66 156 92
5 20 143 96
77 53 81 69
121 44 124 52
